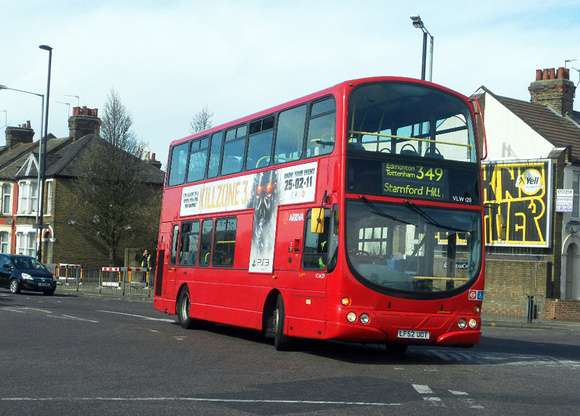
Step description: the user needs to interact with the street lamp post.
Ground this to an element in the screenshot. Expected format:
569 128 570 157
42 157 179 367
38 44 53 262
410 15 434 81
0 84 46 258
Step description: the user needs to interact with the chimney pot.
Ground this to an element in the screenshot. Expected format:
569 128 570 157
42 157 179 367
68 107 101 141
529 65 576 116
5 123 34 148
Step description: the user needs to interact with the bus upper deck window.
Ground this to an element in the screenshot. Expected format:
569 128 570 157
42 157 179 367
168 142 190 186
306 98 335 158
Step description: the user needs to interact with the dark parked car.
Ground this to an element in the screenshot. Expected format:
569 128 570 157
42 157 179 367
0 254 56 295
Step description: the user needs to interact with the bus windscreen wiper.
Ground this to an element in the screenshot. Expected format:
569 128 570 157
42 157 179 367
404 201 464 232
360 196 412 226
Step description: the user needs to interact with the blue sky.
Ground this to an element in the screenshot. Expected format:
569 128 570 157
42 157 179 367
1 0 579 166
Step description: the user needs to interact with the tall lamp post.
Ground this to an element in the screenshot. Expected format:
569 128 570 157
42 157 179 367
38 44 53 262
0 84 46 258
410 15 434 81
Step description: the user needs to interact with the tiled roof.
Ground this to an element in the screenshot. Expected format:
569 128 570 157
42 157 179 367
0 134 164 184
493 94 580 161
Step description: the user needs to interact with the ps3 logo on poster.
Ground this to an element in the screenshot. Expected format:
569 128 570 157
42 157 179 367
179 162 318 273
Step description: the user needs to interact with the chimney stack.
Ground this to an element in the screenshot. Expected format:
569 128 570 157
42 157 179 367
5 121 34 148
529 66 576 116
68 106 101 141
146 152 162 169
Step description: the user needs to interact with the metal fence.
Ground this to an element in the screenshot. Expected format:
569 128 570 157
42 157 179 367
51 264 153 299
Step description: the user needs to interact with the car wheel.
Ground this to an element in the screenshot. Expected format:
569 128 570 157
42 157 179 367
273 296 291 351
9 279 20 294
176 286 198 329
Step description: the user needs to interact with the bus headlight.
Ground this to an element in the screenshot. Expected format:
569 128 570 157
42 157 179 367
468 318 478 329
346 312 357 323
457 319 467 329
359 313 370 325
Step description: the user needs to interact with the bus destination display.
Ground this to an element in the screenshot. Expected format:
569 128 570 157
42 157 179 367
382 162 450 201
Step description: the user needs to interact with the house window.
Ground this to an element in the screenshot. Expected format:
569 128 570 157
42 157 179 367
0 232 9 253
17 181 38 215
1 183 12 215
573 173 580 217
44 180 54 215
16 231 36 257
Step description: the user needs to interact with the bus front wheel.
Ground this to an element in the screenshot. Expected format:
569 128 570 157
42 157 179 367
273 296 291 351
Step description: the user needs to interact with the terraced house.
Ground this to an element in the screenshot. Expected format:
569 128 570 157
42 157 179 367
0 107 164 268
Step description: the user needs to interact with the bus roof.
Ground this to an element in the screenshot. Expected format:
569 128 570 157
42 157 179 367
169 76 470 148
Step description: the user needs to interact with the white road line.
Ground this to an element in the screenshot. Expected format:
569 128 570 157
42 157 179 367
412 384 433 395
97 310 174 323
0 307 26 313
20 307 53 314
449 390 485 409
0 397 401 407
47 314 99 324
149 329 160 333
174 336 186 341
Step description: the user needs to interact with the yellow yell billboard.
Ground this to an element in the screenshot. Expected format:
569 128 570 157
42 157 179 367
482 160 552 248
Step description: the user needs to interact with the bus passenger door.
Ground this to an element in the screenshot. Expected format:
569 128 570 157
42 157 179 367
165 223 180 309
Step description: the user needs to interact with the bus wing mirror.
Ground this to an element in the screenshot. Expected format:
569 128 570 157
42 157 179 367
311 208 325 234
470 97 488 160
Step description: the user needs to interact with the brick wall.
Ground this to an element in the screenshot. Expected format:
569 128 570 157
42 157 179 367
544 299 580 322
483 257 549 319
51 178 161 268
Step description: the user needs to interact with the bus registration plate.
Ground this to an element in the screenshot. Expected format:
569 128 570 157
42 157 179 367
397 329 430 340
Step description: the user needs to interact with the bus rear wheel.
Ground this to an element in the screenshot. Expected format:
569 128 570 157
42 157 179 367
177 287 197 329
273 296 291 351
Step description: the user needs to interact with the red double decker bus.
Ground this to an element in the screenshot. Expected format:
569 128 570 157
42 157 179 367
154 76 485 352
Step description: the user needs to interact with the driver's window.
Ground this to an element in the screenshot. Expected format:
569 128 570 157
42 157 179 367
302 209 331 270
306 98 335 158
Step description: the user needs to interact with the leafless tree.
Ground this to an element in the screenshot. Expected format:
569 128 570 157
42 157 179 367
190 106 213 133
72 89 161 264
101 89 144 157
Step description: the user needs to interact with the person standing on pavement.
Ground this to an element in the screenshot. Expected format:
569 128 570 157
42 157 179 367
141 249 151 285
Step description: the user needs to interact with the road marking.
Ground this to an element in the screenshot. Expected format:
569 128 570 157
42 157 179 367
97 310 174 323
422 349 580 369
412 384 445 407
149 329 160 333
412 384 433 395
174 336 186 341
449 390 484 409
0 307 26 313
20 307 53 314
0 397 402 407
47 314 99 324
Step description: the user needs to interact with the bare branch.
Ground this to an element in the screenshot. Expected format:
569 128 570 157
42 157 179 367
190 106 213 133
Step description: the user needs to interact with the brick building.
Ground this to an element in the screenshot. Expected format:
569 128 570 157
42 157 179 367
0 107 164 268
475 67 580 321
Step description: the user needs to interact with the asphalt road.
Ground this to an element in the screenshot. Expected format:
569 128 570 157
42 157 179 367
1 289 579 416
